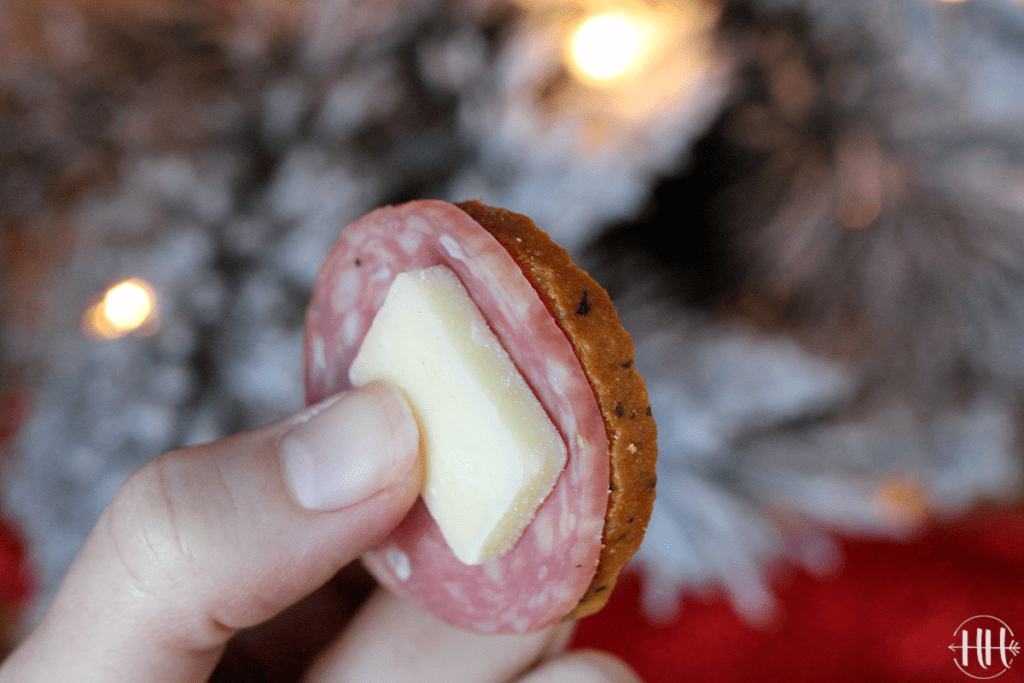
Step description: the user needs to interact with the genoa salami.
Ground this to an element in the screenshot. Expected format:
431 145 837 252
304 200 610 634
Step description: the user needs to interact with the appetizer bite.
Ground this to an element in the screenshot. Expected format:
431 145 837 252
305 200 656 633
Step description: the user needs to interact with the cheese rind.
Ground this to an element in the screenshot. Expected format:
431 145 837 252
349 265 568 565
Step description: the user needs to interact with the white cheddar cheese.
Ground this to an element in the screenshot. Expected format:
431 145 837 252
349 265 567 565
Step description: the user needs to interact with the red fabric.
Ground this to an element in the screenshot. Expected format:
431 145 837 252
0 521 31 613
0 390 34 629
573 507 1024 682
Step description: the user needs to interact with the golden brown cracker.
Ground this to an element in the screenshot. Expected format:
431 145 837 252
457 200 657 619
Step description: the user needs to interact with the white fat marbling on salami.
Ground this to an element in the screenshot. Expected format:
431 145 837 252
385 545 412 582
532 510 555 556
331 268 362 314
484 560 503 584
311 335 326 375
304 200 609 634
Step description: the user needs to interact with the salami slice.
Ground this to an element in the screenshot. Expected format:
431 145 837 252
304 200 610 634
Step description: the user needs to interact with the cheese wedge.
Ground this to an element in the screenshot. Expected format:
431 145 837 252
349 265 567 565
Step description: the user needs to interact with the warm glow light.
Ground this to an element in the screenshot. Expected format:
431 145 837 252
83 278 158 339
875 476 928 530
569 13 643 83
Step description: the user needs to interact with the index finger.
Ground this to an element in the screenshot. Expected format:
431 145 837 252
304 589 575 683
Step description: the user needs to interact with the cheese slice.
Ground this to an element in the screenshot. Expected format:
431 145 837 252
349 265 567 565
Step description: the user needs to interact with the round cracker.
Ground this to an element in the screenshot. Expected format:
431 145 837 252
456 200 658 619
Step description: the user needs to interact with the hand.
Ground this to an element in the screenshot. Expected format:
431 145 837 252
0 381 641 682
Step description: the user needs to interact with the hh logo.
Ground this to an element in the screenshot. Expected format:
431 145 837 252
949 616 1019 679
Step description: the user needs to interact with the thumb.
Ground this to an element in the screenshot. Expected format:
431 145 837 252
1 381 422 683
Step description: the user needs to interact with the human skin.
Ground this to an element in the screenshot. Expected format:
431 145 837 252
0 382 641 683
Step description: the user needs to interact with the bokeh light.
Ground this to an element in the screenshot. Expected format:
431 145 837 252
568 12 644 84
83 278 158 339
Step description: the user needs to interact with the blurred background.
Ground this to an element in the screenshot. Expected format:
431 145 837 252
1 0 1023 679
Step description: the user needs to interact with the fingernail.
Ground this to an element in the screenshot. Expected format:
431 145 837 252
281 381 420 511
